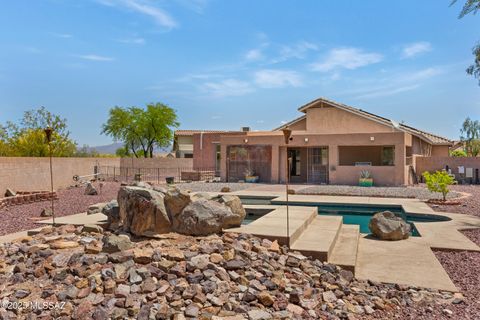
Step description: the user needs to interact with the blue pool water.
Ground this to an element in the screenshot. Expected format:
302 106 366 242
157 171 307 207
240 197 450 237
316 204 422 236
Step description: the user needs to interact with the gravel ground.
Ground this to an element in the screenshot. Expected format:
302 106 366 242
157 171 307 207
393 186 480 319
389 229 480 320
428 184 480 217
297 184 462 200
175 182 264 193
0 182 120 236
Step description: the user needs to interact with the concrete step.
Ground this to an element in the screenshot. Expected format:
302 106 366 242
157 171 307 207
328 225 360 273
290 215 343 261
227 206 317 246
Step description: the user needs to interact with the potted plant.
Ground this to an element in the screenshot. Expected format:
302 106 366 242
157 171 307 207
359 170 373 187
244 167 259 183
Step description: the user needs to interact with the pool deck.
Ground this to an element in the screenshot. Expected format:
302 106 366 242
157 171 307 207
227 191 480 292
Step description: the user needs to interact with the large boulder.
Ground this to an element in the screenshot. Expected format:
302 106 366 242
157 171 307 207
218 195 246 228
164 187 191 219
368 211 411 241
172 199 239 236
117 186 171 236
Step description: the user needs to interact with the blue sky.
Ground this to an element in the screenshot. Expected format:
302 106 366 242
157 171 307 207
1 0 479 146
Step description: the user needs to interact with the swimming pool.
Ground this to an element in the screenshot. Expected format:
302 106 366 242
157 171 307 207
239 196 451 237
314 204 421 236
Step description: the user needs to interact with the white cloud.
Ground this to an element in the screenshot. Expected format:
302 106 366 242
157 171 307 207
77 54 115 61
97 0 177 28
202 79 254 97
174 0 209 14
351 67 443 100
312 47 383 72
402 42 432 58
245 49 264 61
254 69 303 88
271 41 318 63
117 37 145 45
355 84 420 99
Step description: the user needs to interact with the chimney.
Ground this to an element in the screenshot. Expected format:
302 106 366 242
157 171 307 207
241 127 250 132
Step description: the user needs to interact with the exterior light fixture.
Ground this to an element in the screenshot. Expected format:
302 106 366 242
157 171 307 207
370 136 375 141
44 127 55 227
244 138 248 143
281 127 292 248
304 137 309 143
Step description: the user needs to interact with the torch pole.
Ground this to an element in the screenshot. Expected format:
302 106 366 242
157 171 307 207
48 142 55 227
286 151 290 248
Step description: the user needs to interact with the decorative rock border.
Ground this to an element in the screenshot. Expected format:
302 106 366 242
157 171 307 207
0 191 58 209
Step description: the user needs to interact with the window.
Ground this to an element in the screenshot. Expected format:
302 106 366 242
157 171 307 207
381 146 395 166
338 146 395 166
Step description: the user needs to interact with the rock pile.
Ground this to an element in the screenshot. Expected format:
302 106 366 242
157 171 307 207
0 226 456 320
106 185 246 237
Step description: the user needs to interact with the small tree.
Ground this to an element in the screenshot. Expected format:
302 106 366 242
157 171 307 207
460 117 480 156
1 107 77 157
422 170 455 201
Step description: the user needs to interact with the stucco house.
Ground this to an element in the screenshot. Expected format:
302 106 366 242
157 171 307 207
176 97 452 186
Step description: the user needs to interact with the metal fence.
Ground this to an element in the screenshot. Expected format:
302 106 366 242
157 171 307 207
97 165 218 184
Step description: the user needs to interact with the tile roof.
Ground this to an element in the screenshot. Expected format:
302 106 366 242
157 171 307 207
174 130 233 136
276 97 452 145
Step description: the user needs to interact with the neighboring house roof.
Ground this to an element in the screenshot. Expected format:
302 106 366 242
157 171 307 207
174 130 230 136
275 97 452 146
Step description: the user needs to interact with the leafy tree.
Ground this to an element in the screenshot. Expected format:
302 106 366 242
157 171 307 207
450 149 467 157
75 145 100 157
115 146 130 157
460 117 480 156
422 170 455 201
102 103 179 158
1 107 77 157
452 0 480 83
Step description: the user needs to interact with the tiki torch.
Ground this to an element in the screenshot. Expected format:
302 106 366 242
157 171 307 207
44 127 55 227
282 127 292 247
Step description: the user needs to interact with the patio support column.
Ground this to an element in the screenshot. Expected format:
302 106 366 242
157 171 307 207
329 144 338 184
271 145 280 183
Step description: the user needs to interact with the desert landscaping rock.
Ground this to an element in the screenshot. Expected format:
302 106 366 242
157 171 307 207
40 207 53 217
219 195 246 228
85 182 98 195
82 224 104 233
0 225 463 319
164 187 191 218
173 198 237 235
102 234 133 253
117 186 171 236
369 211 411 240
87 202 108 215
4 188 16 197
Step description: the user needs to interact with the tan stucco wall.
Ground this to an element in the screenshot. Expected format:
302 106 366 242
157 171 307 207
304 106 397 134
416 156 480 177
0 157 120 192
289 118 307 130
431 145 450 157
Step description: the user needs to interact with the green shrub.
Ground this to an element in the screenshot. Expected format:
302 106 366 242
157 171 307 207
422 170 455 201
450 149 467 157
